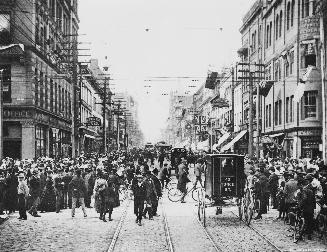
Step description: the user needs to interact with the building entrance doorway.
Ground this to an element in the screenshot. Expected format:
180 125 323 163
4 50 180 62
3 140 21 159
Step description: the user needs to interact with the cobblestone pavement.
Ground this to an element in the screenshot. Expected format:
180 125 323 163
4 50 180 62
112 201 169 252
0 202 127 252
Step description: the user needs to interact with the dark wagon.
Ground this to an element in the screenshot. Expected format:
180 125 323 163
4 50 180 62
198 154 248 226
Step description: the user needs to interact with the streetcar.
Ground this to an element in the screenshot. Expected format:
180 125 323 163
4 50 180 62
197 154 252 226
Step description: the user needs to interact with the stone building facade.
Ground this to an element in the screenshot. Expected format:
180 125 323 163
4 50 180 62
0 0 79 159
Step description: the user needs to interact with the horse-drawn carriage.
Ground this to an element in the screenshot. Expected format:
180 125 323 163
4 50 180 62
197 154 254 226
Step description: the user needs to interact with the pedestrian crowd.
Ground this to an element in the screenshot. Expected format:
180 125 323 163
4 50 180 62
0 148 166 226
246 156 327 241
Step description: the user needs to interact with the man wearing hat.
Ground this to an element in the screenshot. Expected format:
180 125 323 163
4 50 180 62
132 174 146 226
297 176 315 240
284 171 298 222
17 172 29 220
28 169 41 217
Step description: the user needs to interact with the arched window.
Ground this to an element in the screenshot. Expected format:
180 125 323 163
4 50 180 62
266 25 270 48
269 21 272 46
291 0 295 26
287 2 291 30
275 14 279 40
279 10 283 37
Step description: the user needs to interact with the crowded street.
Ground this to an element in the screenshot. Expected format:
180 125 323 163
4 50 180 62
1 0 327 251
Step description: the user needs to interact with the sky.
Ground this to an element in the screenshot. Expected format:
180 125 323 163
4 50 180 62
79 0 257 143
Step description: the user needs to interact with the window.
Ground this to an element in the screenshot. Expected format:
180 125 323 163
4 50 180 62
278 100 282 125
269 104 272 127
55 82 58 113
275 101 278 125
50 80 54 112
302 0 309 18
35 125 46 158
285 58 289 77
286 97 289 123
275 14 279 40
58 85 61 113
274 61 279 81
290 95 294 122
258 25 261 45
290 51 294 74
266 25 270 48
1 65 11 103
93 97 96 110
279 11 283 38
40 72 44 108
291 0 295 26
269 22 272 46
302 91 317 119
304 43 316 67
0 13 11 45
287 2 291 30
266 105 269 127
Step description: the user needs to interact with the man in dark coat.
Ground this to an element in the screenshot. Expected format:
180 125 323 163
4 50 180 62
297 176 315 240
62 168 72 209
5 170 18 213
132 174 146 226
69 169 87 218
254 165 269 219
150 169 162 216
28 169 41 217
142 171 158 220
268 167 279 209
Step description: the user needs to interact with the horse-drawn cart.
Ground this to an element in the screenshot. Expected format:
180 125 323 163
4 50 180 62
198 154 253 226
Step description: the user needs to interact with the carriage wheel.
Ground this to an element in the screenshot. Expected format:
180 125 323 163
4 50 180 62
168 188 183 202
237 197 243 221
192 187 203 202
197 189 201 221
243 188 254 225
202 200 206 227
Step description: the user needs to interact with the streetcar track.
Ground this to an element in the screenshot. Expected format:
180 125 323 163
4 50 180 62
160 200 175 252
107 200 130 252
230 210 283 252
193 207 223 252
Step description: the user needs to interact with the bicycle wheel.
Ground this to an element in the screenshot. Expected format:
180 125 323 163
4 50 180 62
316 214 327 239
202 200 206 227
197 189 201 221
192 187 203 202
168 188 183 202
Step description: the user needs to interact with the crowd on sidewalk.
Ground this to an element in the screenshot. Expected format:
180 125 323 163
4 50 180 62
245 156 327 241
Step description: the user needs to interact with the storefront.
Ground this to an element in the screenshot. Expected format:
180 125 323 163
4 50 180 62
301 136 321 159
3 107 72 159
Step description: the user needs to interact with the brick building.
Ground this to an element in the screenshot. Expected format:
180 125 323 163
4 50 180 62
239 0 322 159
0 0 79 159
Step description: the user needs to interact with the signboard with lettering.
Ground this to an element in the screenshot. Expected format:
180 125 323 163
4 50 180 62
86 117 101 126
221 177 236 197
300 16 320 41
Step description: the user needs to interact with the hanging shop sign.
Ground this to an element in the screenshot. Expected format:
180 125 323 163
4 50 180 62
300 15 320 41
211 97 229 108
86 117 101 126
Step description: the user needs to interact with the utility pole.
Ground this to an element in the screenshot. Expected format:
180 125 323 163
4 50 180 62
248 71 254 159
116 101 121 151
0 69 4 160
102 77 108 154
71 36 78 158
256 75 260 159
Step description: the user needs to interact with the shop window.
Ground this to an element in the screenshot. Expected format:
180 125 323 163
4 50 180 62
35 125 46 158
303 43 316 67
302 91 317 119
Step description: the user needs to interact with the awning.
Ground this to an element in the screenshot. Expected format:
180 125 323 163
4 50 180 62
174 140 189 148
84 134 96 139
269 133 284 138
212 132 231 150
220 130 247 152
197 139 209 150
0 44 25 57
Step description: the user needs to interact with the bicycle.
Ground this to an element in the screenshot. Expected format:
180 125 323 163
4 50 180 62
287 204 305 243
168 181 204 202
316 202 327 241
